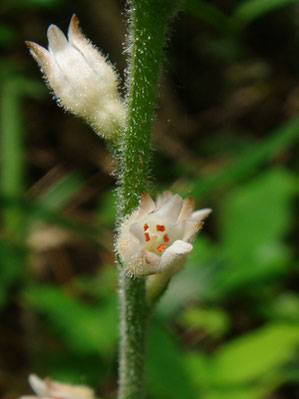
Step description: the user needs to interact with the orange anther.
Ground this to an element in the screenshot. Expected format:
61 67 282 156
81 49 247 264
144 223 149 231
157 244 166 252
163 234 169 242
156 224 165 232
144 232 150 241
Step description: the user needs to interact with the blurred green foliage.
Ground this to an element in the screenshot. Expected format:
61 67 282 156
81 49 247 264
0 0 298 398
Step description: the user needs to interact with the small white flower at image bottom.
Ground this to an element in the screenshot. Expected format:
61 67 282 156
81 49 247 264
26 15 125 140
20 374 95 399
116 191 211 276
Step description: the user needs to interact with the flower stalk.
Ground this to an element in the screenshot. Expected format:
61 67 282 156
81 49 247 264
117 1 181 398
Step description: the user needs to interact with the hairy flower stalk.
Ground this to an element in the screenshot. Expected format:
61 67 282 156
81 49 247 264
117 191 211 276
26 15 125 140
116 1 185 398
20 374 95 399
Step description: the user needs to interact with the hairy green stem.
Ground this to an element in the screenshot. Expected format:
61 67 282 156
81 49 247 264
117 1 180 398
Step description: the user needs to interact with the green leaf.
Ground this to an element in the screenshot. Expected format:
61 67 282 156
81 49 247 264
211 168 297 295
188 116 299 200
178 306 230 338
203 386 269 399
184 0 231 33
221 168 297 260
213 323 299 384
185 353 269 399
37 173 84 211
147 321 196 399
26 285 118 356
233 0 296 26
186 324 299 399
262 293 299 323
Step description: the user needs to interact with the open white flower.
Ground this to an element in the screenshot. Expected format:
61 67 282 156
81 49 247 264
20 374 95 399
26 14 125 140
116 191 211 276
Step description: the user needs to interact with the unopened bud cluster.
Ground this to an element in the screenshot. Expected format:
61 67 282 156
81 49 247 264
26 14 125 140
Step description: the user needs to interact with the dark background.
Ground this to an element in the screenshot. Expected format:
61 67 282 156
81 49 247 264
1 1 299 398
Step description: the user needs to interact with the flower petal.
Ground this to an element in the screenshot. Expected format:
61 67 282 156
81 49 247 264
155 193 183 223
160 239 193 271
26 41 58 77
177 196 195 222
47 378 94 399
162 190 173 201
47 24 69 53
144 250 161 268
136 192 155 218
154 192 162 209
127 250 160 276
28 374 48 397
117 224 142 264
67 14 115 82
170 221 185 241
48 24 88 75
129 222 145 245
182 220 203 241
191 208 212 223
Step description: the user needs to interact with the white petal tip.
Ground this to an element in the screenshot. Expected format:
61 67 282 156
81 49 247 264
136 192 155 218
68 13 81 39
191 208 212 222
26 41 49 62
173 240 193 254
71 13 79 27
47 24 68 52
28 374 46 396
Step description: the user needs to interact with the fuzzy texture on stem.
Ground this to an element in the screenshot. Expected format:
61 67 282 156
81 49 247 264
117 1 181 398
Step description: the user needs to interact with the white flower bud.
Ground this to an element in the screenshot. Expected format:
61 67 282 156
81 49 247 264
20 374 95 399
26 14 125 140
116 191 211 277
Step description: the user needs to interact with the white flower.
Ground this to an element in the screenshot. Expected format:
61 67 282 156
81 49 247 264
20 374 95 399
26 14 125 140
116 191 211 276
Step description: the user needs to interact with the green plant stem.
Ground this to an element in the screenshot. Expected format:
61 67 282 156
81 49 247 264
117 1 179 398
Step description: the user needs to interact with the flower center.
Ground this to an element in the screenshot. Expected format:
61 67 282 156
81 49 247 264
143 222 171 255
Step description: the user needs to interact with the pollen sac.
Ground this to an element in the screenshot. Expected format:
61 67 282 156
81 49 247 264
116 191 212 277
26 14 125 141
157 244 166 252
